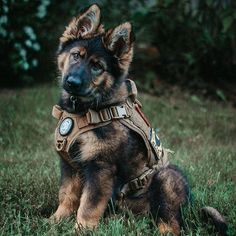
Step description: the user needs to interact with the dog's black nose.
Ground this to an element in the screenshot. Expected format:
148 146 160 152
66 76 82 89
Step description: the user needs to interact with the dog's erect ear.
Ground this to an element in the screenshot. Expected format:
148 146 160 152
103 22 135 73
103 22 134 57
60 4 104 44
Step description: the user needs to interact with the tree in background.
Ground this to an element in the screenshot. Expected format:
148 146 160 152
0 0 235 98
0 0 91 86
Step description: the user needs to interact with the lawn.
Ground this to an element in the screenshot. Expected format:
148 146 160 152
0 84 235 235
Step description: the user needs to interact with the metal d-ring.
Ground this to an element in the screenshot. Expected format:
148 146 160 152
70 96 78 111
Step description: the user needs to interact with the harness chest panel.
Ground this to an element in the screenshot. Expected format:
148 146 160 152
53 105 111 165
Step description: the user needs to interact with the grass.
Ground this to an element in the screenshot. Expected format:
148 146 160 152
0 84 235 235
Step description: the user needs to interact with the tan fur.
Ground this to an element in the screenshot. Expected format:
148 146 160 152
159 170 187 205
103 72 114 89
103 22 134 74
118 47 133 74
158 222 173 234
78 122 128 162
76 190 109 229
58 46 87 79
104 22 132 52
91 71 114 89
60 4 104 44
76 168 114 229
57 52 69 71
50 174 82 222
70 46 87 58
100 81 130 107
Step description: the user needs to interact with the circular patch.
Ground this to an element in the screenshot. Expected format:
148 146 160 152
59 118 74 136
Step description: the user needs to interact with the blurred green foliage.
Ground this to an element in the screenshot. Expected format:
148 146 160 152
0 0 236 88
131 0 236 89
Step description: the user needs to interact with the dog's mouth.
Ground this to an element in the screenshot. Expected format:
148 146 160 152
64 86 97 102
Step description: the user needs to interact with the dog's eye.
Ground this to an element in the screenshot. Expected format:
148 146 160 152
72 52 80 61
91 62 104 76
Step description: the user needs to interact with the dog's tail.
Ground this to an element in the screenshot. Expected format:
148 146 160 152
201 206 228 236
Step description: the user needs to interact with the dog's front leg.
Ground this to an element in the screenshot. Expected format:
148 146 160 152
50 157 82 222
76 162 114 230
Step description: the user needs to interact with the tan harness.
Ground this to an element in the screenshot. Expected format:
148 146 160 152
52 80 170 198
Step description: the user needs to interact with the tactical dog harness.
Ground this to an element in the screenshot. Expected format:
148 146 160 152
52 80 170 198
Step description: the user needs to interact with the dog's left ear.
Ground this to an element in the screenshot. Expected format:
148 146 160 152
103 22 135 58
103 22 135 73
60 4 104 44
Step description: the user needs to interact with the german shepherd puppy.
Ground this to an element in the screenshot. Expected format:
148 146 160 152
50 4 227 235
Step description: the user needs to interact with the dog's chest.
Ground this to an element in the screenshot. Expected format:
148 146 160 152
70 121 129 162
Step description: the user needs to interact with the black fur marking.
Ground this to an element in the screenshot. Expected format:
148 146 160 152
93 125 116 140
87 165 103 207
68 140 82 161
83 161 107 207
115 129 147 182
60 157 77 184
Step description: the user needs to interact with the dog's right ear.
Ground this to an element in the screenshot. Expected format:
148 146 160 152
60 4 104 45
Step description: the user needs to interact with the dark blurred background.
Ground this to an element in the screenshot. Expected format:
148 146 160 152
0 0 236 100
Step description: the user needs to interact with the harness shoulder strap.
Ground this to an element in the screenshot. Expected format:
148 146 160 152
126 79 137 102
52 105 63 119
120 98 169 167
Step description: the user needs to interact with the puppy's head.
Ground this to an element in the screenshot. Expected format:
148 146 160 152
57 4 134 103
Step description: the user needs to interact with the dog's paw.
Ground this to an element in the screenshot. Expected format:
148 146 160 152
49 206 73 224
158 222 180 235
75 218 97 232
48 213 61 224
158 222 171 234
74 221 83 232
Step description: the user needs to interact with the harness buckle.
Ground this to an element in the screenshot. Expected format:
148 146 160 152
129 169 154 191
110 105 129 119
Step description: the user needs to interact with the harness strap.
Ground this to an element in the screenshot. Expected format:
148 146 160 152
52 105 63 119
126 79 137 101
118 150 171 199
52 103 131 126
87 104 131 124
119 168 156 199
